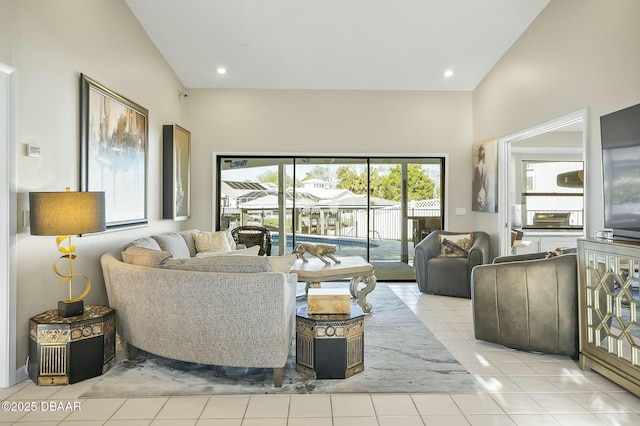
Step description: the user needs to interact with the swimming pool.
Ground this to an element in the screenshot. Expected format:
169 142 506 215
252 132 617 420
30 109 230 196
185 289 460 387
270 232 380 248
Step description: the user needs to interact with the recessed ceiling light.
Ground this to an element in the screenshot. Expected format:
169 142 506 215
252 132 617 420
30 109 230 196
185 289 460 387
217 67 227 75
444 69 454 78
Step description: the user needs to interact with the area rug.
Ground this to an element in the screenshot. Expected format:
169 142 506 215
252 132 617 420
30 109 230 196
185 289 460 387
81 283 479 396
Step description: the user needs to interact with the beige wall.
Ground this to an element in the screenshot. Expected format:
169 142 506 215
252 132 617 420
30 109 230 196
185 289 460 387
7 0 186 370
0 1 15 64
6 0 640 376
183 89 474 232
473 0 640 242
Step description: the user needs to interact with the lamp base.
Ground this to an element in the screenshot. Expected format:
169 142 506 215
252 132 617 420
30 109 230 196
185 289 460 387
58 300 84 318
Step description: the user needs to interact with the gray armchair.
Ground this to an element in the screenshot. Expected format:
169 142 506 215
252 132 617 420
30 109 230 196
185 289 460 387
471 251 578 357
414 230 490 298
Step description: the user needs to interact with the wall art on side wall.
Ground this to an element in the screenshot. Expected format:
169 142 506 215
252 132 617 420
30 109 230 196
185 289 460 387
162 124 191 220
80 74 148 229
471 138 498 213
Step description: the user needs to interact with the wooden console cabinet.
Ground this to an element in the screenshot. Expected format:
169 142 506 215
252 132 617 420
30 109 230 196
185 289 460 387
578 238 640 396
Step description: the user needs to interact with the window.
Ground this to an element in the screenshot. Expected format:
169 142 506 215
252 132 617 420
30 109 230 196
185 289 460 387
216 155 444 267
520 161 583 229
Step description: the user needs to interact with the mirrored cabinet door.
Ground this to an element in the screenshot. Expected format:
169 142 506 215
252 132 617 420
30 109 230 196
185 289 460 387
579 238 640 396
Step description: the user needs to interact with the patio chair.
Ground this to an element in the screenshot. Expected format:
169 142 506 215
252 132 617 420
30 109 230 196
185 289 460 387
230 226 272 256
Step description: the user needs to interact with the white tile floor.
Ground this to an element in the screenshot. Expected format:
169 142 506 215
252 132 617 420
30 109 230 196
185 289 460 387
2 283 640 425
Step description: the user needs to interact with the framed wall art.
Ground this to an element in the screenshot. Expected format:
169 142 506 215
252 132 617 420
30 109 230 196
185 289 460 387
80 74 148 229
471 138 498 213
162 124 191 220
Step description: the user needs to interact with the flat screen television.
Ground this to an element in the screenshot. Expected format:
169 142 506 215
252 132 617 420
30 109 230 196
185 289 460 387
601 102 640 241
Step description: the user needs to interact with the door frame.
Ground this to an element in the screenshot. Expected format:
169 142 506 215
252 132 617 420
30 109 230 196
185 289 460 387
212 152 449 259
0 62 17 388
497 109 588 256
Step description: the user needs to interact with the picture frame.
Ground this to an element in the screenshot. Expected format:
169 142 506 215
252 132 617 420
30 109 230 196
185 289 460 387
80 74 148 230
163 124 191 220
471 138 498 213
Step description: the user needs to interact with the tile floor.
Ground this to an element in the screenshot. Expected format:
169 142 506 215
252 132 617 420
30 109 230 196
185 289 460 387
1 283 640 425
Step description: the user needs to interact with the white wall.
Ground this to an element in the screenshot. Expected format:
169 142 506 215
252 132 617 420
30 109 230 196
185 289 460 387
473 0 640 245
6 0 187 372
183 89 474 232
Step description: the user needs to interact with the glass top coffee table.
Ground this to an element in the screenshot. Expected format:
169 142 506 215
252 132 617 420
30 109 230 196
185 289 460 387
291 256 377 313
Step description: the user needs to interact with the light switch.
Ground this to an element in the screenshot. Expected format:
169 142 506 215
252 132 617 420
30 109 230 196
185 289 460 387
455 208 466 216
26 144 41 157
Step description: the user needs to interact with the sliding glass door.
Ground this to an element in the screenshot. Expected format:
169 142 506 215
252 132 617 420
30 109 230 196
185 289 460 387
218 157 294 255
368 159 443 265
291 158 369 258
216 155 444 279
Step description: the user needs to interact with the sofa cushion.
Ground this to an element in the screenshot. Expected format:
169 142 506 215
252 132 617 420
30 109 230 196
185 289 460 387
195 245 261 257
268 254 298 274
162 255 271 273
122 245 173 267
178 229 200 257
152 233 192 259
124 236 161 251
194 230 236 253
438 233 473 258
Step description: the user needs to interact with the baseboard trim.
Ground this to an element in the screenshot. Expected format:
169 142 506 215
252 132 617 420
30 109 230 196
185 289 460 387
16 365 27 384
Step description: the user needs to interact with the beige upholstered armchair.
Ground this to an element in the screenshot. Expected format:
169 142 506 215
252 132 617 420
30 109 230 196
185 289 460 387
471 250 579 357
414 230 490 298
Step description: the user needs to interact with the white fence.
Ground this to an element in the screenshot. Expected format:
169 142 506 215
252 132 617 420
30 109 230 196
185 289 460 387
343 207 440 241
234 199 441 242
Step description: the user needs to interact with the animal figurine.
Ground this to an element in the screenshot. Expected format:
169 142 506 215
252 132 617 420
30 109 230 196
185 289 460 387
293 243 341 265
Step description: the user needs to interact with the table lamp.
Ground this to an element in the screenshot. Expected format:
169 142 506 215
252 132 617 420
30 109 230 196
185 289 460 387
29 188 106 317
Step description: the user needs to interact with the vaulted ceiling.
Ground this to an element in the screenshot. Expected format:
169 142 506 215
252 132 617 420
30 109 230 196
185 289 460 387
126 0 550 91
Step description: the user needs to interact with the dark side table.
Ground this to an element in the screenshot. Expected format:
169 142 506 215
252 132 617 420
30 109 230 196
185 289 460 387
296 306 364 379
28 305 116 385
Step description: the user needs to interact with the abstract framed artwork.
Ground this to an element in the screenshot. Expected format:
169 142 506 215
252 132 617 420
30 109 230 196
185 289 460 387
162 124 191 220
471 138 498 213
80 74 148 230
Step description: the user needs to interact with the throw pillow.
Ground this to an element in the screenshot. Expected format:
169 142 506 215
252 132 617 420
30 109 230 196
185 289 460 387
162 255 271 273
123 236 161 251
194 245 260 257
545 247 564 258
178 229 200 257
268 254 299 274
194 230 234 254
152 233 192 259
122 246 173 267
438 233 474 258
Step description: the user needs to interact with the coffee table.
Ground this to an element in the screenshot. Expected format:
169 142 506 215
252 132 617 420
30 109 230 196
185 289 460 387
291 256 377 313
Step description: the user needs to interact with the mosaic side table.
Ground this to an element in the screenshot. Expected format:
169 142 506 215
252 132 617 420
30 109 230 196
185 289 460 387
28 305 116 385
296 305 364 379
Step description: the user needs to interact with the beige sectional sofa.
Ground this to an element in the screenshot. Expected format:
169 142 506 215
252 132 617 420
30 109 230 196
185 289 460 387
100 229 298 386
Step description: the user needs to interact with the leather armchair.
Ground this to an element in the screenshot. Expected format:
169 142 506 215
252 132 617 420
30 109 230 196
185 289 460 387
471 251 578 357
414 230 490 298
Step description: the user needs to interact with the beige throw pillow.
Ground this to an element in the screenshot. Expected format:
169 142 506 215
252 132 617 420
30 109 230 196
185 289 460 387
268 254 299 274
122 246 173 267
194 231 232 254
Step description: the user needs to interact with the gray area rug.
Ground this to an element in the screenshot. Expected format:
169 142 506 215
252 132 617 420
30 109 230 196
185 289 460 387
81 283 478 396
